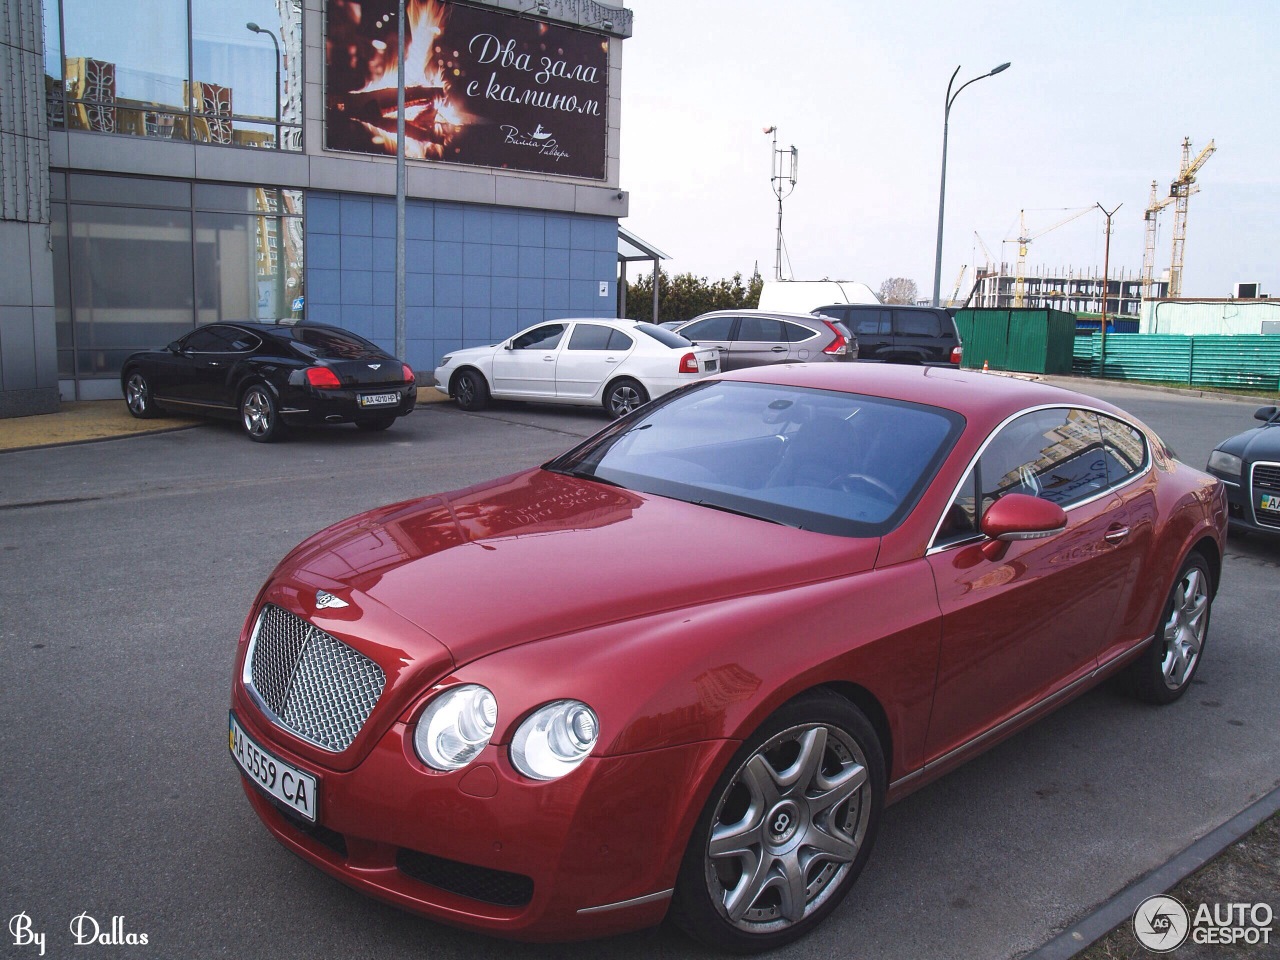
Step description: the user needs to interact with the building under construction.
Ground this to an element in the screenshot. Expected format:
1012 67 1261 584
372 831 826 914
966 267 1168 315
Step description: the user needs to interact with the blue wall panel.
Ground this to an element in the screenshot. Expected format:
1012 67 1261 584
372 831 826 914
306 191 619 374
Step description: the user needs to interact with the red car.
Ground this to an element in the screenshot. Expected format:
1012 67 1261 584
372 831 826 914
228 364 1226 951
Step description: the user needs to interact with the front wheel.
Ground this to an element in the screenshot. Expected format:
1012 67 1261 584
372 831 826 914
240 384 286 443
672 691 885 952
604 378 648 418
1130 553 1213 704
124 370 159 419
453 369 489 412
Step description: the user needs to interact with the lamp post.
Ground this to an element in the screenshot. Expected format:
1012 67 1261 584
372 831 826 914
932 61 1010 307
246 22 282 149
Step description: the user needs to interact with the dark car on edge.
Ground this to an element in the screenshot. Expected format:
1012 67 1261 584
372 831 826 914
813 304 962 366
1206 404 1280 536
121 321 416 442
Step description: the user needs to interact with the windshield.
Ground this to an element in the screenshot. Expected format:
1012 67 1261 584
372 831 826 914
546 381 963 537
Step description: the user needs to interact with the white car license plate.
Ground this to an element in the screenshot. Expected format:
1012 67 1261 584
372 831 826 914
704 359 718 372
359 392 399 407
1260 493 1280 512
229 713 317 822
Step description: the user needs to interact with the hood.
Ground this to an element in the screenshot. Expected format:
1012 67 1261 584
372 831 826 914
1218 424 1280 461
276 468 880 667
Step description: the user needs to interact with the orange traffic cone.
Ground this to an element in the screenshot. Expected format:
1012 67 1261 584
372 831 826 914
982 360 989 372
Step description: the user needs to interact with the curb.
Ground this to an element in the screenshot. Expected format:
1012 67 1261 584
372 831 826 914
1024 784 1280 959
1039 374 1277 407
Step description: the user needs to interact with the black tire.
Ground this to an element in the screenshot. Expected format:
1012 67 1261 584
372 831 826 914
123 369 159 419
453 369 489 412
1130 552 1213 704
239 383 286 443
671 690 885 953
604 378 648 418
356 415 397 432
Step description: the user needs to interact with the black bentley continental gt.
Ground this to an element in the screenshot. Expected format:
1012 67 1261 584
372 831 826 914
1206 404 1280 536
121 321 416 442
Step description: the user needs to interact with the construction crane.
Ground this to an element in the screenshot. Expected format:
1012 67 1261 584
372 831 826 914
947 264 967 306
1012 207 1093 306
1140 180 1175 300
973 231 997 272
1167 137 1215 298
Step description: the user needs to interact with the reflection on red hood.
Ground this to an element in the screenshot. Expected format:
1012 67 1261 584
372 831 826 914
276 469 879 666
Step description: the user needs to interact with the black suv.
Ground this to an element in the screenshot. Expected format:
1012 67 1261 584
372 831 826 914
812 304 961 365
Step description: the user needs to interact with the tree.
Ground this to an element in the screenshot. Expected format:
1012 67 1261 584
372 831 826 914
623 266 764 323
878 278 918 305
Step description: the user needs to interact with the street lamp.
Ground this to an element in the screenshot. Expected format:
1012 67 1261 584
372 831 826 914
246 22 282 149
932 61 1010 307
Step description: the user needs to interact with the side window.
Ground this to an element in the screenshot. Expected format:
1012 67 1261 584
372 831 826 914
852 309 890 337
567 324 613 350
183 326 231 352
978 408 1108 512
737 316 786 342
681 316 736 342
512 324 566 350
781 321 818 343
1099 415 1149 486
606 329 635 351
894 310 940 338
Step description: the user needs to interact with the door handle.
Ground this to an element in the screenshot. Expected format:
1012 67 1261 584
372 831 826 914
604 357 618 363
543 356 555 362
1104 525 1130 544
770 346 787 352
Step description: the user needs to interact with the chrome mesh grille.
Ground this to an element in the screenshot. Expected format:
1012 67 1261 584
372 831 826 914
1253 461 1280 528
247 604 385 752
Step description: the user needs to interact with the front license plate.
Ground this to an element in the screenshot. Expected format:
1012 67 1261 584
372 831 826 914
1260 493 1280 512
229 713 317 822
359 392 399 407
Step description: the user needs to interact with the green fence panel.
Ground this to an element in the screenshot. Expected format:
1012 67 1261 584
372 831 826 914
1099 335 1192 382
1073 332 1098 376
1190 336 1280 391
954 310 1011 370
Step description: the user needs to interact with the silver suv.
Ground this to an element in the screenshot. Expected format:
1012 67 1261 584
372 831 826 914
671 310 856 371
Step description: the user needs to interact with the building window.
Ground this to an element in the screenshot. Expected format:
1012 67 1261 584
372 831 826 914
52 173 305 382
46 0 302 150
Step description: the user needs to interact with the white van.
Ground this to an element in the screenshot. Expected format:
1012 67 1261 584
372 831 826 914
756 280 880 313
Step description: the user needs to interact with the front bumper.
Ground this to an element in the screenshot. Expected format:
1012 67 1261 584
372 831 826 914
229 690 730 941
1220 466 1280 536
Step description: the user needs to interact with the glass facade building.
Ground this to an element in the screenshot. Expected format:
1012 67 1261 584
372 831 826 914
1 0 632 410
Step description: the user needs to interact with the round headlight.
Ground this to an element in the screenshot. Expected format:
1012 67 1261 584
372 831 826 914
413 684 497 771
1207 449 1242 478
510 700 599 781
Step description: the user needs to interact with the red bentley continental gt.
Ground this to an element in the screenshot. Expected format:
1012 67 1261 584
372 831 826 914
229 364 1226 951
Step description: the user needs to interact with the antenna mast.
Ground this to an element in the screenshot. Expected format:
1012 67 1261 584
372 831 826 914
765 126 798 281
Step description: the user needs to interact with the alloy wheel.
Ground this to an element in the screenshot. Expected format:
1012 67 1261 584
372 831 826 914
1160 566 1208 689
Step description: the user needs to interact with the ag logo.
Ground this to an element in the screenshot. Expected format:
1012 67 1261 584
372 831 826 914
1133 894 1190 952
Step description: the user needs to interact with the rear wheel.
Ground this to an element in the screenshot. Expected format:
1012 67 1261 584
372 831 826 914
604 378 648 418
672 691 884 952
453 369 489 412
240 384 286 443
356 415 397 432
1130 553 1212 704
124 370 159 419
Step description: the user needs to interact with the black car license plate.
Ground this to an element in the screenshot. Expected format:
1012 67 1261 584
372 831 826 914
359 392 399 407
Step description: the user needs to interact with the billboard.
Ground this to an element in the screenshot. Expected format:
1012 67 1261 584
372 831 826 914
325 0 609 180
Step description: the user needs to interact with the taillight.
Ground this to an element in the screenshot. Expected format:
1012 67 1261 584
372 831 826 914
679 352 700 374
950 345 963 365
402 363 416 383
820 320 849 355
305 366 342 389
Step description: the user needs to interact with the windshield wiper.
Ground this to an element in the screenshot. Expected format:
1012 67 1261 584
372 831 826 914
687 498 788 526
545 466 626 489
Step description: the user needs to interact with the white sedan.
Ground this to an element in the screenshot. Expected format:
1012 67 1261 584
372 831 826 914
434 318 721 417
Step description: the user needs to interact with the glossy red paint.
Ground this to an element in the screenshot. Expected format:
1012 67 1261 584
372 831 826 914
230 363 1227 943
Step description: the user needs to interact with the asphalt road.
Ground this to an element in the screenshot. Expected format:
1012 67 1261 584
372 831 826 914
1 381 1276 960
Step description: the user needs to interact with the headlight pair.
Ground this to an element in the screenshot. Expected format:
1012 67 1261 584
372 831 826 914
412 684 598 781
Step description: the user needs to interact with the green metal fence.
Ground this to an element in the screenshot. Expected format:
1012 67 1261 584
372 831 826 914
1073 333 1280 390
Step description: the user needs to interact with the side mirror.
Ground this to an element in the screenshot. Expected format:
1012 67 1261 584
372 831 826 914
1254 405 1278 423
167 340 183 353
980 493 1067 544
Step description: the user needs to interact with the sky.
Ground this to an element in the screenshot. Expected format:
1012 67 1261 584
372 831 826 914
617 0 1279 301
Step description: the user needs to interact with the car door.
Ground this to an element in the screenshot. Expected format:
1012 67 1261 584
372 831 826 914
848 308 893 361
923 407 1136 761
677 315 736 369
556 323 635 399
159 325 233 406
490 323 566 397
729 315 793 368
